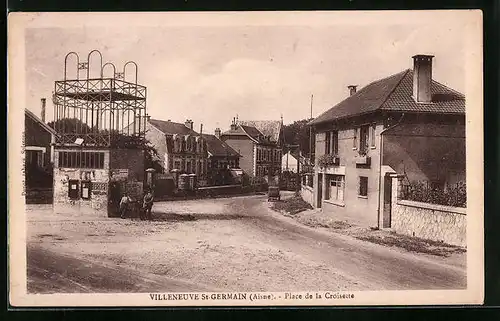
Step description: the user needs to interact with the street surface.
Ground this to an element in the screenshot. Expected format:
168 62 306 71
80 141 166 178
26 194 466 293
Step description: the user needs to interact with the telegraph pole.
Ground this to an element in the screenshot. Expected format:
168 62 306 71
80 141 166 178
309 94 313 165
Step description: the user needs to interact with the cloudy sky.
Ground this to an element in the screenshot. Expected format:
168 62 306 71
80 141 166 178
23 11 473 135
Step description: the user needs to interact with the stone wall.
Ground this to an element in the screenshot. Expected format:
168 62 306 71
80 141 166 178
53 149 110 217
391 177 466 247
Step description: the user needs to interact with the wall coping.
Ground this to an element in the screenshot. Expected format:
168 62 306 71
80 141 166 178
397 199 466 215
301 185 314 192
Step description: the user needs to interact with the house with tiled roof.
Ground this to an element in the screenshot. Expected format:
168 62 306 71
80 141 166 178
219 117 283 180
144 118 208 177
307 55 466 228
25 99 58 190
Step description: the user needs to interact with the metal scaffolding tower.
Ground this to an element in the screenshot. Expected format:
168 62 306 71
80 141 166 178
53 50 148 147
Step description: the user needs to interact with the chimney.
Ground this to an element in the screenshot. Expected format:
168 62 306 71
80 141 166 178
200 123 203 135
230 117 238 130
215 128 221 138
347 85 357 96
412 54 434 103
185 119 193 130
40 98 46 122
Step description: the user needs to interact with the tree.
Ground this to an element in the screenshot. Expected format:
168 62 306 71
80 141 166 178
47 118 92 133
282 118 315 156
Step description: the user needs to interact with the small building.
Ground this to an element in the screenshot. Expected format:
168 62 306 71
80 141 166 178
203 131 240 169
308 54 466 228
203 131 241 186
144 118 209 178
220 118 283 182
282 151 299 173
24 101 56 174
52 50 148 217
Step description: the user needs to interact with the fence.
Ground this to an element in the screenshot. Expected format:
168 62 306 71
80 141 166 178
399 181 466 208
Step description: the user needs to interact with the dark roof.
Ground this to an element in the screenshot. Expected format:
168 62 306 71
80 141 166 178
202 134 240 157
310 69 465 125
221 125 263 143
222 122 281 145
149 118 200 136
25 108 57 135
238 120 282 143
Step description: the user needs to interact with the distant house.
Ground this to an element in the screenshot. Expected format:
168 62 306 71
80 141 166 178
308 54 465 228
282 151 299 173
203 131 240 170
25 104 57 171
219 118 283 180
144 118 208 177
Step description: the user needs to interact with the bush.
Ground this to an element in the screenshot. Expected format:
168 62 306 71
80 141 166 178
400 181 466 208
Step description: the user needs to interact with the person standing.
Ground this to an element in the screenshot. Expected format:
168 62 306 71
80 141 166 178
119 193 131 219
143 189 154 220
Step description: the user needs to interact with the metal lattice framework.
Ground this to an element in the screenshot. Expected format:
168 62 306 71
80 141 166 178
53 50 148 147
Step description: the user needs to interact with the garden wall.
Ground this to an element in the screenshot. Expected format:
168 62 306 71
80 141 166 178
391 177 466 247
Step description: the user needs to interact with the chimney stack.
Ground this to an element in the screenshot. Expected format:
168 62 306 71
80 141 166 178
412 54 434 103
215 128 221 138
347 85 357 96
185 119 194 130
230 117 238 130
40 98 46 122
200 123 203 135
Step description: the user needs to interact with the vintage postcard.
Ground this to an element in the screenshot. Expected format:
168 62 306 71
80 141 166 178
8 10 484 307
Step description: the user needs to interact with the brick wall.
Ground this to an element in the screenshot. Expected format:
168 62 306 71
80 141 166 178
109 148 145 182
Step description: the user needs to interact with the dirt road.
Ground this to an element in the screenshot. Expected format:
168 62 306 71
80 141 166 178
27 194 466 293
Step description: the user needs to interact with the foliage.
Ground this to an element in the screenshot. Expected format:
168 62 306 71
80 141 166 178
282 118 314 156
400 181 466 208
317 154 338 168
47 118 91 133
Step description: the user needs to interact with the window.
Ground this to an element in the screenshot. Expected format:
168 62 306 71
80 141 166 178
186 160 191 173
359 176 368 197
359 125 369 155
26 150 44 168
326 175 344 202
370 124 376 148
174 160 181 170
58 151 104 169
308 175 314 188
326 131 339 155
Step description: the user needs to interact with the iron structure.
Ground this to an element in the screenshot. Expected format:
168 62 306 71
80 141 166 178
53 50 148 147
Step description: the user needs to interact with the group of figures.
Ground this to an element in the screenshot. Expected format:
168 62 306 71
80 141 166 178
119 189 154 220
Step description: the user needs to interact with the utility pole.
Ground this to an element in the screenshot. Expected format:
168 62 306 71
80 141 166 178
309 94 313 165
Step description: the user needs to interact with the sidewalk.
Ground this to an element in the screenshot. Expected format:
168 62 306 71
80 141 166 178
270 195 466 268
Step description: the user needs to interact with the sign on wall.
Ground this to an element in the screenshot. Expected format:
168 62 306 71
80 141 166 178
110 169 129 181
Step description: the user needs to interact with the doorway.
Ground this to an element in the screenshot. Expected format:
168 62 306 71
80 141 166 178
383 175 392 228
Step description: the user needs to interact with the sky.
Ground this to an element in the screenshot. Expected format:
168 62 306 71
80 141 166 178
24 11 470 135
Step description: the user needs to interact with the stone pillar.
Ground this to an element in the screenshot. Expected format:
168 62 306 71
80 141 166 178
322 172 327 205
145 168 155 191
